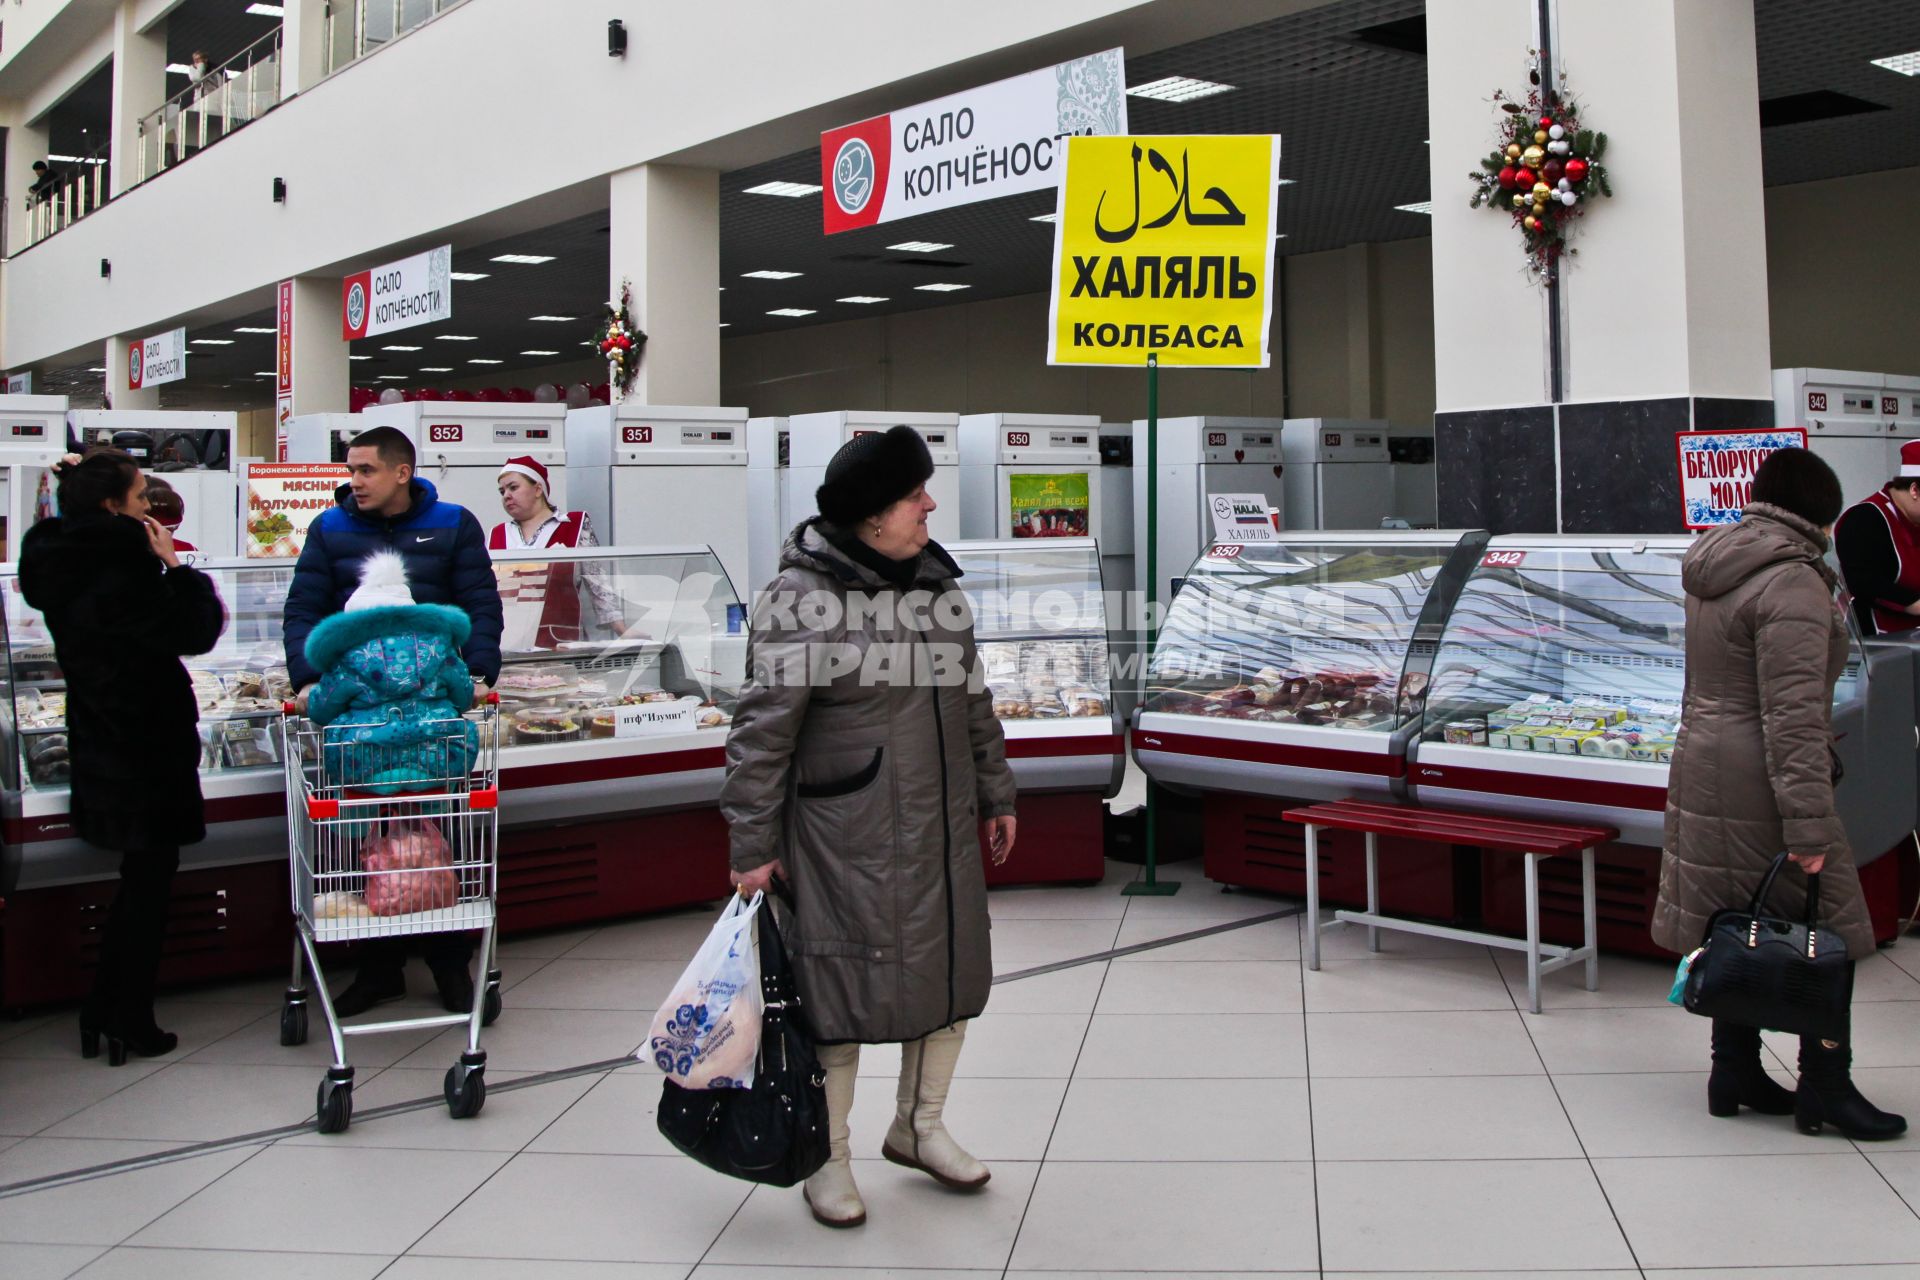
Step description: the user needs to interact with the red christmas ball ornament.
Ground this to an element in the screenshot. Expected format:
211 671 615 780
1539 116 1554 128
615 334 632 350
1541 159 1565 185
1565 158 1589 184
1498 166 1520 190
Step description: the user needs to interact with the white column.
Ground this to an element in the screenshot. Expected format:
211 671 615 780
108 1 167 199
6 117 51 257
281 0 333 96
107 335 160 410
1557 0 1769 401
608 163 720 406
288 275 350 414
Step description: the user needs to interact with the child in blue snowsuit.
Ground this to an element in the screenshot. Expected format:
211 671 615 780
304 549 478 791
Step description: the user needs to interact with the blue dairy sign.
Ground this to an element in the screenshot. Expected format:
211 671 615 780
1676 428 1808 530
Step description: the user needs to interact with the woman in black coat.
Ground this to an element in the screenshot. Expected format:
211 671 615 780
20 449 226 1064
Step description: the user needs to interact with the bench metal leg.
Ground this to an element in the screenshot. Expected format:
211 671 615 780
1364 830 1380 953
1582 846 1599 992
1305 822 1321 971
1525 851 1543 1015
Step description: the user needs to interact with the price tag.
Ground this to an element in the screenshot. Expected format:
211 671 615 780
1481 549 1528 569
614 698 698 738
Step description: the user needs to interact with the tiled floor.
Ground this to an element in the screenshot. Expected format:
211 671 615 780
6 856 1920 1278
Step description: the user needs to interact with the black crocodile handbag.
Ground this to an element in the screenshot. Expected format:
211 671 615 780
1683 853 1852 1039
656 905 829 1186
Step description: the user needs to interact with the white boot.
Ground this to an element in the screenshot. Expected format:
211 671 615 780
802 1042 866 1227
882 1021 990 1190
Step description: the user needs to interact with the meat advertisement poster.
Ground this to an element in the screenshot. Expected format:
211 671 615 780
1008 472 1090 538
243 462 348 559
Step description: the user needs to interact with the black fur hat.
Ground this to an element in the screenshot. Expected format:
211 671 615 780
815 425 935 526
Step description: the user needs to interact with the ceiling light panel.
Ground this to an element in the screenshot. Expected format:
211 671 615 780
190 338 234 345
741 269 802 280
233 327 276 334
521 350 561 356
915 283 971 292
489 254 554 264
449 272 490 281
766 308 817 317
468 358 503 364
419 366 453 372
1126 76 1235 103
436 334 478 341
528 315 575 322
837 296 889 304
1393 201 1433 215
1870 51 1920 76
382 345 422 351
743 181 823 197
887 241 952 253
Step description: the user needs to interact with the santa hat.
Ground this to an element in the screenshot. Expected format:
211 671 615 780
1900 440 1920 480
345 549 415 612
497 455 550 494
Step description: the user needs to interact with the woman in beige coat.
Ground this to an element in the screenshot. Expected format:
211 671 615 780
723 426 1019 1227
1653 447 1903 1140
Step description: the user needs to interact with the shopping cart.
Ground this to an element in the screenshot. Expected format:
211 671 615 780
276 696 504 1134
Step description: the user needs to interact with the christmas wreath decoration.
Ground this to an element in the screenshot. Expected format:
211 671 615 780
594 278 648 401
1467 53 1611 284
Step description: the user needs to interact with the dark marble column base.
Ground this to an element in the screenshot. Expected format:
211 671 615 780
1435 396 1773 534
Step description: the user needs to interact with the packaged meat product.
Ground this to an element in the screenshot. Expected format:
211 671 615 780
361 822 459 916
1443 719 1487 746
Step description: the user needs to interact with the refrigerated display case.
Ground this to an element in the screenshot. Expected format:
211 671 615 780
946 538 1122 885
0 546 747 1007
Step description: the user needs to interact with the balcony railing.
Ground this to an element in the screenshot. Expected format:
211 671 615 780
24 142 110 247
134 27 284 187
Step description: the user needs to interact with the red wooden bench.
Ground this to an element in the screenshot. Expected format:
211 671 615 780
1282 799 1619 1014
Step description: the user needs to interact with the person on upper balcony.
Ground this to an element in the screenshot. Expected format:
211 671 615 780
1834 439 1920 636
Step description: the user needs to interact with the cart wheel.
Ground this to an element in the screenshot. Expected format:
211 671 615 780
445 1062 486 1119
481 985 502 1028
316 1076 352 1134
279 1003 308 1047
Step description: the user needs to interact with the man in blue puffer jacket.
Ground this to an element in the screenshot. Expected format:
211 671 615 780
284 425 503 1016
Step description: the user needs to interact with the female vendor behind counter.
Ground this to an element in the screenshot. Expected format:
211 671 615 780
489 456 621 649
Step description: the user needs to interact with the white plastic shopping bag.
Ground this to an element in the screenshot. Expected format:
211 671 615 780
645 891 764 1089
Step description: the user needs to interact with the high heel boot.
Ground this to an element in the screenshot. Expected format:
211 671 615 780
1706 1019 1794 1117
882 1021 990 1190
1796 1034 1907 1140
802 1042 866 1227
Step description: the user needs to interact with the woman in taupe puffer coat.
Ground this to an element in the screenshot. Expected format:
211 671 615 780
1653 447 1903 1141
723 426 1019 1228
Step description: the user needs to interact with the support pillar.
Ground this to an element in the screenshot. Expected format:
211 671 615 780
1344 242 1382 419
282 0 334 95
108 1 167 199
287 276 350 415
608 164 720 406
107 335 160 410
5 117 51 257
1428 0 1771 533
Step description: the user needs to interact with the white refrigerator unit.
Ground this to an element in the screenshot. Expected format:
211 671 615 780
745 417 789 599
1388 421 1438 527
1774 369 1901 507
0 395 68 560
67 410 240 557
1280 419 1393 530
568 404 751 599
1133 416 1286 608
284 413 365 465
351 401 570 522
957 414 1102 541
786 412 960 544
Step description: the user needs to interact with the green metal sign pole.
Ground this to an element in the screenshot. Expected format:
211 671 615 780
1125 352 1179 897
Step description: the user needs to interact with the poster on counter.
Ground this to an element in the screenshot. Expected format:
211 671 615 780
341 245 451 341
128 326 186 390
1676 429 1807 530
1007 472 1090 538
820 48 1126 233
1208 492 1280 544
243 462 348 558
1047 134 1282 368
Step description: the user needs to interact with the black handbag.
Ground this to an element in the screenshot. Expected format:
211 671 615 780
655 903 830 1187
1683 852 1852 1039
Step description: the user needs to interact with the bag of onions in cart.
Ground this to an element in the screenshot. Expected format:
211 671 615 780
304 550 480 793
646 892 765 1089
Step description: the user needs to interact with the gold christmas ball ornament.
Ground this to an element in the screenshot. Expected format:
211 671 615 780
1522 145 1546 169
1534 130 1548 144
1511 193 1528 210
1532 182 1552 199
1524 215 1540 230
1506 143 1523 160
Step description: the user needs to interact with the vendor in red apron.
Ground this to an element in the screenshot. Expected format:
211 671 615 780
1835 439 1920 636
490 456 606 650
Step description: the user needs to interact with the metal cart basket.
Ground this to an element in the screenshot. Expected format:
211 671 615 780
276 698 503 1133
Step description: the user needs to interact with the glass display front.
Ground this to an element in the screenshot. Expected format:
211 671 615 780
0 549 745 790
946 540 1112 721
1416 541 1858 759
1142 538 1469 732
